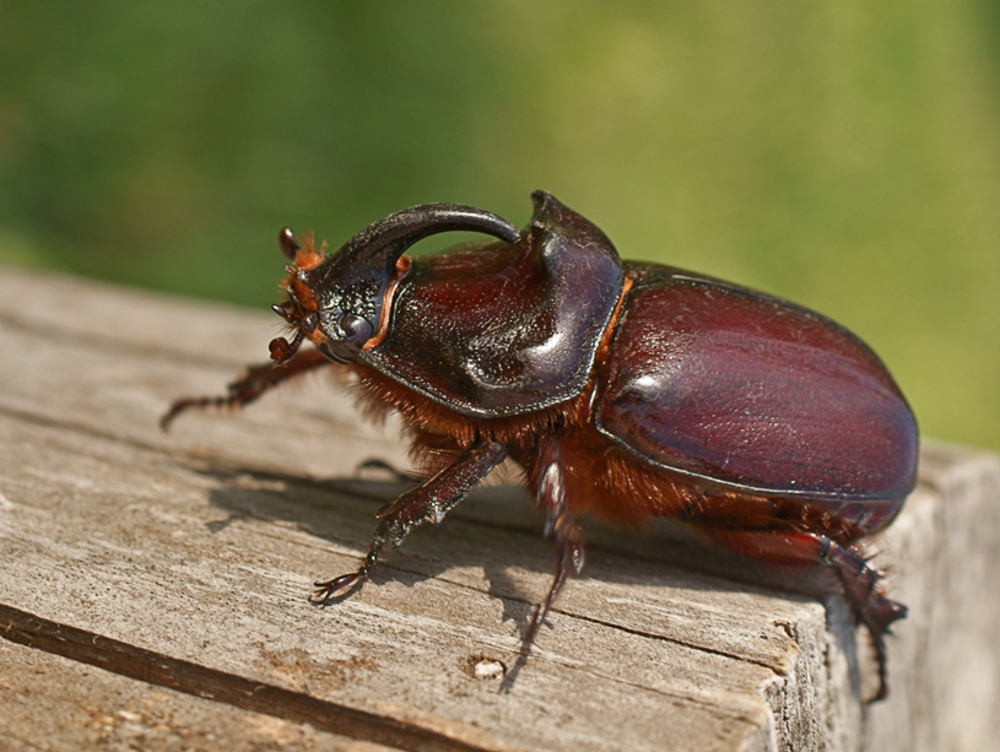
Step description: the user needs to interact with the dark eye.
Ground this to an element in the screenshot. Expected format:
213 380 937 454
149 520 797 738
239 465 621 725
340 314 373 346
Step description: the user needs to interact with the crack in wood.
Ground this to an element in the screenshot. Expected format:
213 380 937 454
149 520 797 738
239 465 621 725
0 602 499 752
556 608 791 676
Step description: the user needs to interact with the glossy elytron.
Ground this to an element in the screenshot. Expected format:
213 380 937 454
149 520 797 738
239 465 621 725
165 191 917 700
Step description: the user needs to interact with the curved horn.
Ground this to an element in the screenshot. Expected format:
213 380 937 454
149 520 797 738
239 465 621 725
303 202 521 363
334 202 520 273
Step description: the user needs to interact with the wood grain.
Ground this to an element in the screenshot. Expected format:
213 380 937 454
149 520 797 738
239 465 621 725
0 265 997 750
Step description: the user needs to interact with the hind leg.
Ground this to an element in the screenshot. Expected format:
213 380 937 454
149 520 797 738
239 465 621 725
706 529 906 701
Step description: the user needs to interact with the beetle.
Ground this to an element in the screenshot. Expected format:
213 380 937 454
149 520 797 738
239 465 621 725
163 191 917 700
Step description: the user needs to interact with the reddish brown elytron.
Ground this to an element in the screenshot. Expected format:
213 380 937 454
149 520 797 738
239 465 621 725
164 191 917 700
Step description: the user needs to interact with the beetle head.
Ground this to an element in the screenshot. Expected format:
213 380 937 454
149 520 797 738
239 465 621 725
269 203 521 366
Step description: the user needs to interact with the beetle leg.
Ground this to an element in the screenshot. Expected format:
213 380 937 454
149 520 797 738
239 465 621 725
706 529 906 701
311 440 508 603
160 349 330 430
818 537 907 701
521 439 585 652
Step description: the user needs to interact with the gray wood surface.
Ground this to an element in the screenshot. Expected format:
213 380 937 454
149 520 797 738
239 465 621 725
1 265 997 751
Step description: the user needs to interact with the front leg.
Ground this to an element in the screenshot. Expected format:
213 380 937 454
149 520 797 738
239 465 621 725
161 349 330 430
312 440 508 602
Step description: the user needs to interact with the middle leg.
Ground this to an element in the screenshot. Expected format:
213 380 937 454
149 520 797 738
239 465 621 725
521 436 585 651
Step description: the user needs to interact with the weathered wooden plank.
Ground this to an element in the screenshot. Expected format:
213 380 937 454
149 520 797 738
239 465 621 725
860 443 1000 752
0 408 770 751
0 265 998 750
0 637 396 751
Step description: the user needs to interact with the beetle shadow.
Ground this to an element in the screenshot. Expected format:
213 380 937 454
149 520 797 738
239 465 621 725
192 459 546 602
190 457 867 698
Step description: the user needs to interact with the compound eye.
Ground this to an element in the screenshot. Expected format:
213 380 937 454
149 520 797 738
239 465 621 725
278 227 300 259
340 314 374 347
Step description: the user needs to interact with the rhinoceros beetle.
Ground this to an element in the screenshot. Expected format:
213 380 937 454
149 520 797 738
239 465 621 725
164 191 917 700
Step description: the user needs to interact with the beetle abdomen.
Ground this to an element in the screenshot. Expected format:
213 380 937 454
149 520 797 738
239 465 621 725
594 263 918 503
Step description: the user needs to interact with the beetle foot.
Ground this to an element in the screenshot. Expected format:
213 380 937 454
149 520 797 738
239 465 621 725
867 632 891 702
308 487 446 606
311 571 367 603
311 549 379 604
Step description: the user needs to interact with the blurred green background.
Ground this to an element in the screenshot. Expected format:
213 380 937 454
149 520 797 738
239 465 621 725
1 2 998 452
